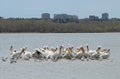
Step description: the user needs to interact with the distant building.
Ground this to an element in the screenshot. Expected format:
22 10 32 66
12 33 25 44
89 15 99 20
41 13 50 20
102 13 109 20
54 14 68 23
68 15 79 22
54 14 78 23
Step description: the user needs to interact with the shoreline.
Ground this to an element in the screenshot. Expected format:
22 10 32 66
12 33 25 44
0 32 120 34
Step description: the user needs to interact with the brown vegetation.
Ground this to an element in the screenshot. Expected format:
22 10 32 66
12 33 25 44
0 18 120 33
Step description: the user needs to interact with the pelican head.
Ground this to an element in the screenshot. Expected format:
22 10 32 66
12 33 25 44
10 46 13 51
96 46 101 52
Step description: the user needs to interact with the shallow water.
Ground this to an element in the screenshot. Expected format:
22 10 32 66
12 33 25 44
0 33 120 79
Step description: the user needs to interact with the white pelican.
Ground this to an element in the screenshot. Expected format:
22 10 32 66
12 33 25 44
85 45 96 55
11 48 25 60
41 46 52 60
59 45 65 59
50 47 59 62
32 48 43 60
63 46 74 60
100 49 110 59
21 47 32 60
90 46 101 60
10 46 18 55
75 46 85 60
85 45 102 60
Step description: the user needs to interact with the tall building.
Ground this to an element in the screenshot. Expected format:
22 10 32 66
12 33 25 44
102 13 109 20
41 13 50 20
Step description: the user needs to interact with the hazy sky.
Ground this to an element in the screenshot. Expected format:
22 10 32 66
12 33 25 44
0 0 119 18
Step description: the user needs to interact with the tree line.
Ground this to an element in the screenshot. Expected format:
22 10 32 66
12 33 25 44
0 18 120 33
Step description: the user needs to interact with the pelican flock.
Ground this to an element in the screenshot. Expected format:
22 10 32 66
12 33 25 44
1 45 110 63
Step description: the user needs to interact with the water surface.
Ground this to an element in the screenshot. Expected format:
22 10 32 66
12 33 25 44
0 33 120 79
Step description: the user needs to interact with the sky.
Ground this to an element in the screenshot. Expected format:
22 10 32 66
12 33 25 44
0 0 120 18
